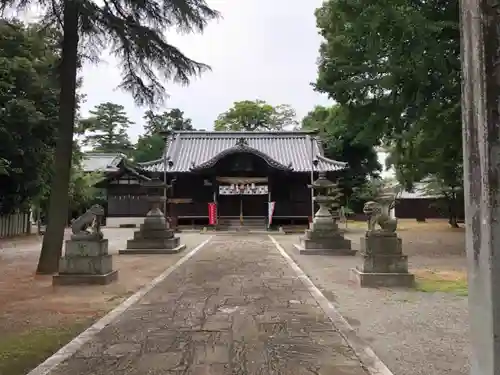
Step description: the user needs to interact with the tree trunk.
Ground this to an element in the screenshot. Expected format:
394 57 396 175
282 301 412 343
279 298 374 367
447 198 459 228
449 215 459 228
36 0 79 274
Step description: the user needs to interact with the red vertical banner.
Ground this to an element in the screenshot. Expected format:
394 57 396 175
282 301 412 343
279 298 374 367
208 202 217 225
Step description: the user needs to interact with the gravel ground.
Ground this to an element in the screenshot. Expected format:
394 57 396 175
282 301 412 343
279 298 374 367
0 229 212 335
273 232 469 375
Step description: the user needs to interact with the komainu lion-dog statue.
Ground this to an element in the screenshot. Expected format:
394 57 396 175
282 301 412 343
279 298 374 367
363 201 397 233
71 204 105 240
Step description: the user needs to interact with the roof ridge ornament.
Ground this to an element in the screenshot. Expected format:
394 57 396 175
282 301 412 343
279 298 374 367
235 137 248 147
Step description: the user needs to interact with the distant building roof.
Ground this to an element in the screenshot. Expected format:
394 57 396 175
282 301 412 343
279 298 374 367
397 183 442 199
139 131 347 173
81 153 125 173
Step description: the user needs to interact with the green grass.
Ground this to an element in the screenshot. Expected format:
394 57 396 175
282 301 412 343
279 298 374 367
415 278 468 296
0 321 89 375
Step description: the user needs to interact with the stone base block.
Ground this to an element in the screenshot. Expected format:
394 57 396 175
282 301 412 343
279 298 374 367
125 236 180 250
300 235 352 251
350 268 415 288
360 234 402 255
142 216 167 229
134 228 174 240
119 244 186 255
64 239 109 257
303 229 344 240
59 254 113 275
294 244 357 256
53 270 118 286
309 222 339 232
359 254 409 274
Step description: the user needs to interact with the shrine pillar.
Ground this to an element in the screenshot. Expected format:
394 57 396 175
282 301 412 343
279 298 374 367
460 0 500 374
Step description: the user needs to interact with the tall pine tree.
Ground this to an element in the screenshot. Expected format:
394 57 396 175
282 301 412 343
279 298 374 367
133 108 194 162
80 102 133 155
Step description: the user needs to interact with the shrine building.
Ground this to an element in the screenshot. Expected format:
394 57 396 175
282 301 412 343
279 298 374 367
92 130 347 230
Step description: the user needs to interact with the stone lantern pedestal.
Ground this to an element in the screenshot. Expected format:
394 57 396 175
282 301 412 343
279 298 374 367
119 179 185 254
294 172 355 255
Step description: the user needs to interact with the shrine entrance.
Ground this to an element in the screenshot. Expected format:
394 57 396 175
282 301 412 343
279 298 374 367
241 195 267 217
216 177 268 227
217 194 267 218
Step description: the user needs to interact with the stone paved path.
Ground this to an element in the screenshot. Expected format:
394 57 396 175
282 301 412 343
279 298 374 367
49 235 368 375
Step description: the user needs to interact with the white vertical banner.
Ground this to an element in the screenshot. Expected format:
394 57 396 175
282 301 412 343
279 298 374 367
268 201 276 225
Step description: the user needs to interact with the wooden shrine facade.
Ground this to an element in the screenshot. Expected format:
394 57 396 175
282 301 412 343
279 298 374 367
98 131 347 227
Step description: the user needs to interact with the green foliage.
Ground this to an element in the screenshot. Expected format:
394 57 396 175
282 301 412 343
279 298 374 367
133 134 166 163
1 1 220 107
68 145 104 213
315 0 460 138
133 108 194 162
0 158 10 176
353 179 385 203
352 177 401 205
215 100 298 131
301 105 381 209
143 108 194 135
314 0 462 209
0 20 60 214
68 169 104 213
80 102 134 155
35 143 104 221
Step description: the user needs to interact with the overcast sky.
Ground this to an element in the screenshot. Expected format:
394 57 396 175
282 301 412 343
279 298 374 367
79 0 333 141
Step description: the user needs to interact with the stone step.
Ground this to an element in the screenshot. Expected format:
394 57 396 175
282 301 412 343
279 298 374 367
217 218 266 230
125 237 180 250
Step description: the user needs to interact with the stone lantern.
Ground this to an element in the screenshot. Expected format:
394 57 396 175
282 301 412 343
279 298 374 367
294 172 355 255
142 178 169 226
120 178 185 254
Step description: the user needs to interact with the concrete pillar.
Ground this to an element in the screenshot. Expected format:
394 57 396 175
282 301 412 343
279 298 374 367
460 0 500 374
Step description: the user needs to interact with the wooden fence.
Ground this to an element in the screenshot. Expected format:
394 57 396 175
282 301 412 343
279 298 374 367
0 211 31 238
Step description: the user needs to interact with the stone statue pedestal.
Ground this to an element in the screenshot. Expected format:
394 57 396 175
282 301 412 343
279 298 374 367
119 208 185 254
53 239 118 285
294 216 355 256
350 231 414 287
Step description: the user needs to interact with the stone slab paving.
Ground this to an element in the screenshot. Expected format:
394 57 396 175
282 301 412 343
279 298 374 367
47 234 368 375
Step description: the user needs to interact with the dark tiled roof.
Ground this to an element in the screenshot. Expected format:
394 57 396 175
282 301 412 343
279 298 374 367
139 131 346 173
81 153 125 172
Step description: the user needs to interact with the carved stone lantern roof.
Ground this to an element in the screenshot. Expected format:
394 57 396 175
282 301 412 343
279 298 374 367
311 172 335 192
